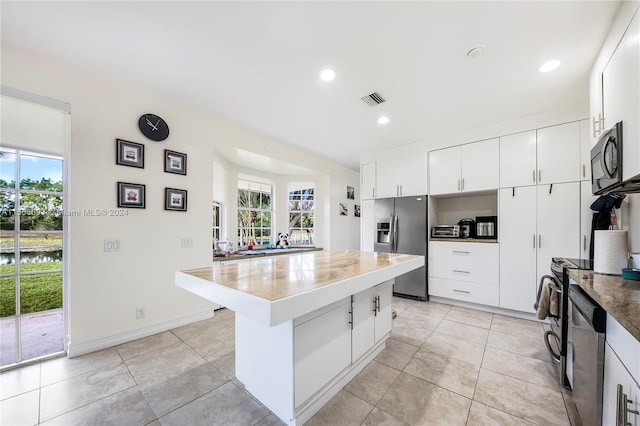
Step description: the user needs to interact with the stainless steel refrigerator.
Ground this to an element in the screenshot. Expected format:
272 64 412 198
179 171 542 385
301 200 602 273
374 196 428 300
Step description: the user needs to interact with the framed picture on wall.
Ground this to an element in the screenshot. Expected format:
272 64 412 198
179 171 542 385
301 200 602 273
354 204 361 217
347 186 355 200
339 202 348 216
164 150 187 175
165 187 187 211
116 139 144 168
117 182 145 208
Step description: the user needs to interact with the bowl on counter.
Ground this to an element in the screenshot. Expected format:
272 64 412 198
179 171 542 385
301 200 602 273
622 268 640 281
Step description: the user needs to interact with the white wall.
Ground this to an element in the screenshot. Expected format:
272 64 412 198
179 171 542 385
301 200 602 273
2 45 359 355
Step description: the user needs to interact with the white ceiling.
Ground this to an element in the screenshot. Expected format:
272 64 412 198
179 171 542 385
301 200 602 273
1 1 621 172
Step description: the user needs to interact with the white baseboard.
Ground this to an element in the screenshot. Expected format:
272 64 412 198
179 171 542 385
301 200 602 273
428 296 540 322
67 309 215 358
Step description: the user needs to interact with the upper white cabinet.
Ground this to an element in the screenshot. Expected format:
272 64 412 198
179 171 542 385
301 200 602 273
429 138 499 196
361 162 376 200
537 122 582 185
500 122 582 188
376 145 428 198
602 9 640 181
579 119 591 182
500 130 537 188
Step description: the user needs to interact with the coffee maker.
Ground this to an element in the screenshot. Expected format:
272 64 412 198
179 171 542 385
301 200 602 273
475 216 497 239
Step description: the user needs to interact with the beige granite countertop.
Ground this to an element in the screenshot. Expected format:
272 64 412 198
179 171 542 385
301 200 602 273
567 268 640 341
183 249 422 302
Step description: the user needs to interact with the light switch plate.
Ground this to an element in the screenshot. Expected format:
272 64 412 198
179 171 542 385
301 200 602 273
181 238 193 249
104 239 120 252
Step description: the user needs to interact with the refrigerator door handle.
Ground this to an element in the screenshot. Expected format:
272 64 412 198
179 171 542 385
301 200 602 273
392 214 399 253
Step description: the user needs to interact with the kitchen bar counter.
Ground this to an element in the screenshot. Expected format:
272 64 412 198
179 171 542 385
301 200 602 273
176 250 423 425
567 269 640 341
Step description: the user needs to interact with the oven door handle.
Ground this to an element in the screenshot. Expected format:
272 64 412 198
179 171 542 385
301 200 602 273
544 330 561 363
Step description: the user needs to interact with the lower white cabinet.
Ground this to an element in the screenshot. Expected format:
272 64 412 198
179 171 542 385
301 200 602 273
351 280 393 361
603 342 640 426
428 241 499 306
294 299 352 408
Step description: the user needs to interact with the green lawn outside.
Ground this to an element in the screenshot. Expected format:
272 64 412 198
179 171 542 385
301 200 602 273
0 261 63 317
0 234 62 251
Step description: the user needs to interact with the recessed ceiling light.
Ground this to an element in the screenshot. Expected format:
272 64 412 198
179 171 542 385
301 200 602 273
538 60 561 73
320 69 336 81
377 116 390 125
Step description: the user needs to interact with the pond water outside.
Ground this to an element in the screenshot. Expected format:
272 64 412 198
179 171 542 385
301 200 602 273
0 250 63 265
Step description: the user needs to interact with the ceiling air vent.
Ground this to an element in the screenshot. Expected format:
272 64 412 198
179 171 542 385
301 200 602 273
360 92 386 107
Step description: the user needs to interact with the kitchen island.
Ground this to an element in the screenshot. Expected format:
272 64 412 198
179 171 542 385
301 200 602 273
176 249 423 425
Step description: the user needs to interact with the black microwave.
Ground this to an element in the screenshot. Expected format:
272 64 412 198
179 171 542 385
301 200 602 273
591 121 623 195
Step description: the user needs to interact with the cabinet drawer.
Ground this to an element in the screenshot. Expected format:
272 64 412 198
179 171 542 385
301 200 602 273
429 257 499 285
429 277 499 306
429 241 499 263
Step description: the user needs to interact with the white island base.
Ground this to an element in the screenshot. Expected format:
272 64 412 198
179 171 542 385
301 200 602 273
236 281 393 426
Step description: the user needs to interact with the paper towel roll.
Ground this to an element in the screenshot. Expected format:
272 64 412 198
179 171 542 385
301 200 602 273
594 230 628 275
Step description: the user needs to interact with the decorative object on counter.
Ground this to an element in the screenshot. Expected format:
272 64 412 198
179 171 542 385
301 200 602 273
116 139 144 168
593 230 628 275
138 113 169 141
164 187 187 211
347 186 354 200
276 232 289 249
354 204 360 218
214 240 234 257
247 239 253 250
621 268 640 281
117 182 145 208
164 149 187 175
339 202 347 216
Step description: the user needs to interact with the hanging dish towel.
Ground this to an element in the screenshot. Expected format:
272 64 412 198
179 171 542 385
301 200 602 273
535 275 559 320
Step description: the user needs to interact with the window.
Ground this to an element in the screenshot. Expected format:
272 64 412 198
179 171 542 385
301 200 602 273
288 187 314 246
212 201 221 244
237 180 271 248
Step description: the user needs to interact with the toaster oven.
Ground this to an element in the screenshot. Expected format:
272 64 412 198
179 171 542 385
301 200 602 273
431 225 460 238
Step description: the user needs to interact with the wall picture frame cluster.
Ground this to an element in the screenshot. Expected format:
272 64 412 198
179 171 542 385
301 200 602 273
115 139 188 211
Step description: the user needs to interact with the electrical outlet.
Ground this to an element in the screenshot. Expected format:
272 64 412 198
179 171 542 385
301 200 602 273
104 239 120 252
136 307 146 319
181 237 193 248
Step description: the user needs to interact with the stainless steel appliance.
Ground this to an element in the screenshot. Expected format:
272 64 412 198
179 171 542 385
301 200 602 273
568 284 606 426
591 121 623 194
374 196 428 300
475 216 497 239
431 224 459 238
458 218 476 238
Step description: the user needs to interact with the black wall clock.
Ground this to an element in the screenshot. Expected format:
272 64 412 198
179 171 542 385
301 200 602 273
138 113 169 141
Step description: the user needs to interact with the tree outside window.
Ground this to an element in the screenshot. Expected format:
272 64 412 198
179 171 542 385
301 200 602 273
288 187 314 246
237 180 271 248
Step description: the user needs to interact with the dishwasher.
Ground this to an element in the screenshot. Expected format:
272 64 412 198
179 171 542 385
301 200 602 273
568 284 607 426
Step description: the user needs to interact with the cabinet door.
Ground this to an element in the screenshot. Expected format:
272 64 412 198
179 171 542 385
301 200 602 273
360 199 375 252
499 186 537 313
603 11 640 181
580 181 597 261
376 155 400 199
461 138 499 192
429 146 461 195
590 69 605 145
294 301 351 407
374 281 393 342
396 148 428 197
536 182 580 283
499 131 537 188
351 289 375 362
361 162 377 200
579 119 592 182
537 122 581 184
603 343 640 426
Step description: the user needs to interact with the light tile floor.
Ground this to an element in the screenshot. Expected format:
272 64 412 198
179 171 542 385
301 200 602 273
0 299 576 426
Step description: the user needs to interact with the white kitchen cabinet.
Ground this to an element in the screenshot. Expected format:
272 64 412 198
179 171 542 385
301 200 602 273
580 181 598 261
428 241 499 306
499 130 537 188
579 119 592 182
498 182 580 313
376 146 428 198
590 69 605 144
429 138 499 196
602 9 640 181
351 280 393 362
360 199 375 252
294 299 352 408
499 186 537 312
537 121 581 185
361 162 377 200
603 342 640 426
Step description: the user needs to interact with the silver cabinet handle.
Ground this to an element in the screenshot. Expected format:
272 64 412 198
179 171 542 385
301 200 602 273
373 188 375 198
533 234 536 249
452 270 470 274
376 295 381 313
399 185 402 196
372 297 378 316
457 179 461 191
452 250 470 254
461 178 465 191
584 235 587 251
533 170 536 183
538 170 542 183
583 164 586 178
453 289 470 294
348 306 353 330
617 384 639 426
593 116 600 138
538 234 542 248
